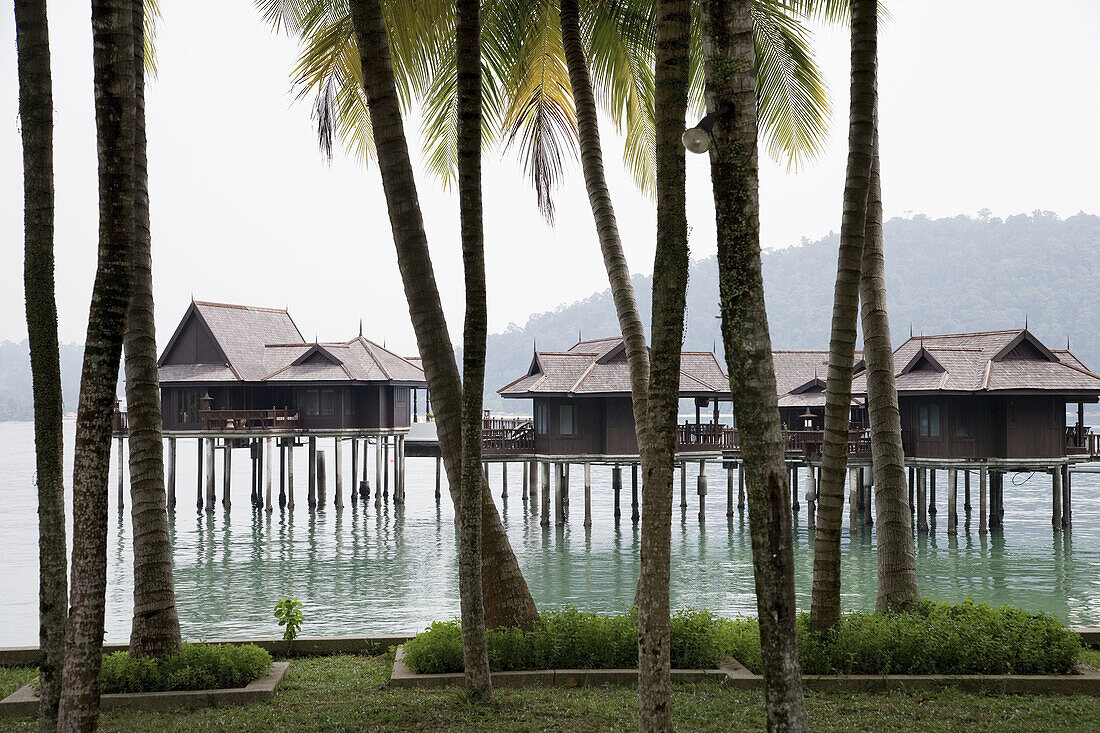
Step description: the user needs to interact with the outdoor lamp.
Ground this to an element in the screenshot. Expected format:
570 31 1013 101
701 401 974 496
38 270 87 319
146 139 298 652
801 408 815 431
681 103 733 154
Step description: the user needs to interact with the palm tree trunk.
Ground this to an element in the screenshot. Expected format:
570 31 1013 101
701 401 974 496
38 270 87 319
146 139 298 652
59 1 136 730
125 0 182 660
634 0 690 730
558 0 650 441
810 0 877 634
456 0 492 698
15 2 66 729
702 0 806 729
347 0 538 630
862 129 921 611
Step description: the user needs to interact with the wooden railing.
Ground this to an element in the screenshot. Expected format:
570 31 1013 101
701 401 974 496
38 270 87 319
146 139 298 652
199 409 299 431
1066 426 1095 455
482 417 535 454
676 424 740 451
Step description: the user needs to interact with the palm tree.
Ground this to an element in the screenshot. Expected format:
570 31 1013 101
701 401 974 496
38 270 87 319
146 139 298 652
861 129 920 611
809 0 876 634
702 0 807 728
455 0 492 698
125 0 182 660
345 0 539 630
58 0 137 729
15 1 66 729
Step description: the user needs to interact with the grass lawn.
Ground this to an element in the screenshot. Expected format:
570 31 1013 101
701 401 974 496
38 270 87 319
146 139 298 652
1 652 1099 732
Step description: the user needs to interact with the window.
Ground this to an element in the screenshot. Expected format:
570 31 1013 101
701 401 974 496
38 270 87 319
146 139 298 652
177 389 201 424
321 389 334 416
919 402 940 437
955 409 970 437
536 402 548 435
560 404 575 435
306 389 320 416
345 389 356 416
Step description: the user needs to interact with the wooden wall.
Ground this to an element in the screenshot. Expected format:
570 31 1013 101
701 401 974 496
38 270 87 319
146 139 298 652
900 394 1065 459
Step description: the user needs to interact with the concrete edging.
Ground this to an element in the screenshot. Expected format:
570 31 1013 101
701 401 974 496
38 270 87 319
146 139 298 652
390 646 1100 695
0 661 289 718
0 634 413 667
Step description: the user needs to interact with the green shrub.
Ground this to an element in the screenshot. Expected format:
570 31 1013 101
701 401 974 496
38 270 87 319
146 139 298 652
99 643 273 694
402 601 1080 676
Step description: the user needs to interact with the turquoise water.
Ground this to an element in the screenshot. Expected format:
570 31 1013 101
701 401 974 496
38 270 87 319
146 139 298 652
1 420 1097 646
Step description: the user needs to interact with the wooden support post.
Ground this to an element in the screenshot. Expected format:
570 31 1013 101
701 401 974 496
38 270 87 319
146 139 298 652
206 437 216 511
928 469 937 515
917 468 928 533
964 470 972 512
855 467 865 513
434 455 441 503
317 450 326 509
583 463 592 528
287 440 295 509
697 459 707 523
680 462 688 509
279 440 286 508
360 438 371 502
117 436 125 510
612 464 622 520
848 467 858 534
540 462 550 527
334 437 344 510
979 466 988 535
502 462 509 499
791 464 800 513
522 462 529 501
1063 464 1072 528
862 467 872 526
383 436 390 502
375 438 382 507
249 441 257 507
726 463 734 518
351 438 358 502
806 465 817 528
562 463 570 508
947 469 957 535
308 437 317 509
397 435 406 504
555 464 565 525
737 462 745 510
631 463 639 524
1052 466 1063 532
265 437 273 512
991 472 1002 528
223 441 232 508
908 465 915 512
167 436 176 509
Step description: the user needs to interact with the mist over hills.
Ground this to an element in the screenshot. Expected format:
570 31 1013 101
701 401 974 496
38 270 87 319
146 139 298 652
1 211 1097 420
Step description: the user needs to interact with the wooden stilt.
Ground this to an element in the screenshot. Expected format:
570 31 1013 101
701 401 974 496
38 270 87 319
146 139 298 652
631 463 639 523
351 438 358 502
167 436 177 509
279 440 286 508
554 464 565 525
848 467 858 534
206 437 216 511
1063 464 1072 528
308 437 317 509
265 437 273 512
680 462 688 509
726 463 734 518
435 456 441 504
502 462 509 499
522 462 529 501
737 462 745 509
697 459 707 523
979 466 988 535
791 464 800 512
540 462 551 527
947 469 957 535
117 436 125 510
287 440 295 509
612 464 622 520
908 465 915 511
583 463 592 527
383 436 390 502
862 466 872 525
964 469 972 512
334 437 344 509
223 441 232 508
317 450 326 509
855 467 865 514
375 438 382 507
397 436 406 504
806 465 817 528
917 468 928 533
248 441 256 507
562 463 570 508
360 438 371 502
1052 466 1063 531
991 472 1002 528
928 469 937 515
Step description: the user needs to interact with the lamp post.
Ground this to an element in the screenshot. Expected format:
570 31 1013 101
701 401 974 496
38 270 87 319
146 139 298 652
681 103 734 154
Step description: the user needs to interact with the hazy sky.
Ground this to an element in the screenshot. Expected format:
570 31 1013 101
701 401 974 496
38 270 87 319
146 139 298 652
2 1 1098 355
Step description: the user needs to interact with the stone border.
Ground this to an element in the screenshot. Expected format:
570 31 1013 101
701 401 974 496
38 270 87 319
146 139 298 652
390 646 1100 695
0 661 289 718
0 635 412 667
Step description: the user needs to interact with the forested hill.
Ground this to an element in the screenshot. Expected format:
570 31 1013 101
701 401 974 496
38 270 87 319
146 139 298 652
1 212 1097 420
482 211 1100 412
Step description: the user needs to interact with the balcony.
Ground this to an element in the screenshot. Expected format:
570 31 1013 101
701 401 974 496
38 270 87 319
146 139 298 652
197 408 300 432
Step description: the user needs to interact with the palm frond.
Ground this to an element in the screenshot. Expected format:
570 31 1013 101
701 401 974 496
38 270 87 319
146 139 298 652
143 0 161 77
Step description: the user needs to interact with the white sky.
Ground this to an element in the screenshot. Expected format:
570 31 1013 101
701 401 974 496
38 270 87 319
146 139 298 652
2 1 1098 355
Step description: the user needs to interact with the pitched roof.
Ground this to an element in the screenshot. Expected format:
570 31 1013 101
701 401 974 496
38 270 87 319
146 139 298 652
499 338 730 398
159 302 426 386
851 329 1100 395
771 351 864 408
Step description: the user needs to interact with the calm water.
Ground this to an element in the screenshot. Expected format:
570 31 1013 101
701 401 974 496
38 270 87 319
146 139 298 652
1 419 1098 646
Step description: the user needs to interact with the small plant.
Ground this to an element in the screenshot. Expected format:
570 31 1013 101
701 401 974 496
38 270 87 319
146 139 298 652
274 596 305 643
99 644 272 694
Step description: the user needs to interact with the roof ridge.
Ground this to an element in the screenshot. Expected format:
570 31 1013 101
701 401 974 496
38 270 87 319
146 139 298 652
905 328 1023 340
569 362 598 394
193 300 289 314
